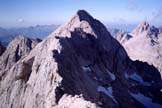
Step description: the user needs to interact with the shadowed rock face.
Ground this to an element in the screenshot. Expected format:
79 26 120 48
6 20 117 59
0 10 162 108
53 29 129 107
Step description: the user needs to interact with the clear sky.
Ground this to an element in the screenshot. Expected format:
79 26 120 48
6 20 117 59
0 0 162 27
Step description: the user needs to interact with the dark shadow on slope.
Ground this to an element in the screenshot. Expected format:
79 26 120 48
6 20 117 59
132 60 161 82
130 60 162 103
52 28 126 107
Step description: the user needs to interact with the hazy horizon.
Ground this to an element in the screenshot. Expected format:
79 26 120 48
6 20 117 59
0 0 162 28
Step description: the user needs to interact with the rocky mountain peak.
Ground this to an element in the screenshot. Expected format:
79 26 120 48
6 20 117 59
76 10 94 22
131 21 160 39
122 21 162 77
54 10 111 40
132 21 150 36
140 21 149 27
0 35 41 72
137 21 150 31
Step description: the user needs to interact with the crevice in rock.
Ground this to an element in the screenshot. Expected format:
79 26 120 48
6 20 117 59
0 71 6 81
0 42 6 56
55 85 65 104
4 55 9 68
15 45 20 62
26 38 33 50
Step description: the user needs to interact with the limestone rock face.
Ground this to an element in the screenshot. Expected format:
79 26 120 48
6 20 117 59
0 36 41 82
131 21 150 36
0 10 162 108
123 22 162 76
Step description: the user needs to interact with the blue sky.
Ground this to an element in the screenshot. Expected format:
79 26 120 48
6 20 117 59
0 0 162 27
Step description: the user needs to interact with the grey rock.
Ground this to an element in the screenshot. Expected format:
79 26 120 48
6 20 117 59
0 35 41 80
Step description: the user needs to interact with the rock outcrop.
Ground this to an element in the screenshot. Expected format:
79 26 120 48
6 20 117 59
0 36 41 81
0 10 162 108
123 21 162 76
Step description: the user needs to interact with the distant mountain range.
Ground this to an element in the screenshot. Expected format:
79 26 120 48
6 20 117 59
0 27 14 46
7 24 59 38
0 24 59 46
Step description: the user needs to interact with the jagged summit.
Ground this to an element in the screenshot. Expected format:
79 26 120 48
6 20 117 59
54 10 111 39
136 21 150 30
139 21 149 27
132 21 150 36
131 21 160 38
76 10 96 23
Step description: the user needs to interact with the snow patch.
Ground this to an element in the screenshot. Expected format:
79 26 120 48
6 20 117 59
108 72 116 80
82 66 91 72
131 93 162 108
97 86 117 103
125 72 129 79
161 89 162 93
130 73 143 82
